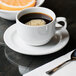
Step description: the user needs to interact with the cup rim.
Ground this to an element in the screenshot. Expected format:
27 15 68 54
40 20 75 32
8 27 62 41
16 7 56 27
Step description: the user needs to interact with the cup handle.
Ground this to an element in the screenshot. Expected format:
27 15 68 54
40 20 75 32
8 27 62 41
56 17 67 29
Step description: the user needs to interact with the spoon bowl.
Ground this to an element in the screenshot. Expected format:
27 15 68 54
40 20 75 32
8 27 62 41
71 49 76 60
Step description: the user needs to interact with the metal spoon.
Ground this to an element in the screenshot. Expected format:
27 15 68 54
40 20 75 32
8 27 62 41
46 49 76 75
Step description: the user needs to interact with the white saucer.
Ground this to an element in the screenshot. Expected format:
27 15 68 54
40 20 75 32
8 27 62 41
4 24 69 56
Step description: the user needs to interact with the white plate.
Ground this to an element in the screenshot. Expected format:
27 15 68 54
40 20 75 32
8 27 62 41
4 23 69 56
0 0 45 20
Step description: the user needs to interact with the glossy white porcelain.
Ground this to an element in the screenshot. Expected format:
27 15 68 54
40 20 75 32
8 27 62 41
16 7 67 46
0 0 45 20
3 23 69 55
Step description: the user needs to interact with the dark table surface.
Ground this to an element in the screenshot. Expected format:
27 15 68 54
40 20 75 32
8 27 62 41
0 0 76 76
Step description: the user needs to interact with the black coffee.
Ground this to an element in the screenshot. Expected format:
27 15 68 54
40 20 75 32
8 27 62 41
19 12 53 25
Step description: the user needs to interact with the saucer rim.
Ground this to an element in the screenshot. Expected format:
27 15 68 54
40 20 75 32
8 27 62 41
4 23 69 56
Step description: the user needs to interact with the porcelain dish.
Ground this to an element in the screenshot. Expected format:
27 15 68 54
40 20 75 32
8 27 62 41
4 23 69 56
0 0 45 20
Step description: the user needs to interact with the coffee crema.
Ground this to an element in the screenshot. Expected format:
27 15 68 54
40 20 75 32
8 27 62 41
19 12 53 26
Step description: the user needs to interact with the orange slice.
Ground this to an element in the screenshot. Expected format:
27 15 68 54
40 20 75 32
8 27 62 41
0 0 36 11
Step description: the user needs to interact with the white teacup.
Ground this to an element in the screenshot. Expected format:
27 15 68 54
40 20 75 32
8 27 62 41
16 7 67 46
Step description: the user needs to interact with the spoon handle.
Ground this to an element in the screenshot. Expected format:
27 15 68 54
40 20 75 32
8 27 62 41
46 59 71 75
